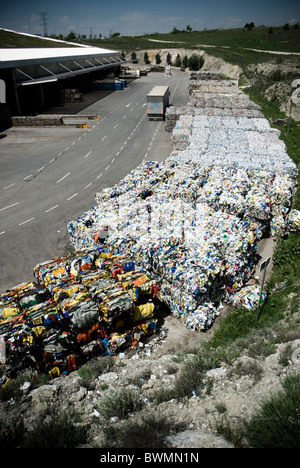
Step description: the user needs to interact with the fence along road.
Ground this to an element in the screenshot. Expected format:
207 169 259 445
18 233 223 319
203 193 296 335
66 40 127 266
0 68 190 292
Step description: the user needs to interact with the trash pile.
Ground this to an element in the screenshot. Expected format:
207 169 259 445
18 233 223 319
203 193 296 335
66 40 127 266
187 79 263 118
173 115 297 176
1 71 299 384
0 249 160 380
190 71 225 81
287 209 300 232
67 159 267 330
68 73 298 334
230 283 267 311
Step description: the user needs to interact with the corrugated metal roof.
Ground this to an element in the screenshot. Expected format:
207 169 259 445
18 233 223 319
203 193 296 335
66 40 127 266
0 46 120 69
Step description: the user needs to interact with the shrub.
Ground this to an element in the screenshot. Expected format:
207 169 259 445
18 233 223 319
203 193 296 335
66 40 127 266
129 369 151 387
174 354 205 396
244 373 300 448
78 356 114 389
22 405 88 448
149 354 205 404
0 412 25 448
97 387 144 420
232 360 263 382
100 411 186 448
0 370 47 402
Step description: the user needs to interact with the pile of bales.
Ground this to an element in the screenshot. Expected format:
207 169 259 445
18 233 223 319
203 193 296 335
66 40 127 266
0 249 160 382
1 71 299 384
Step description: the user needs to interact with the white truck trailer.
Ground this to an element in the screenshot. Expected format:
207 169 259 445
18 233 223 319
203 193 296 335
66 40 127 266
147 86 170 120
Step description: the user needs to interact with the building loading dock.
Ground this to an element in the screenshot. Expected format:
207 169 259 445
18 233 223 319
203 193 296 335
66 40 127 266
0 45 126 121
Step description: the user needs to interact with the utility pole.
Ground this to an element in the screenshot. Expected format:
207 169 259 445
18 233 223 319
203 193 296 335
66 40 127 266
256 256 271 320
40 12 49 36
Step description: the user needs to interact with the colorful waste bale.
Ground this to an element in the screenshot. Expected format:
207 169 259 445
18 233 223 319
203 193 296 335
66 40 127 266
287 209 300 233
230 284 267 311
67 77 298 333
68 159 292 331
0 249 160 381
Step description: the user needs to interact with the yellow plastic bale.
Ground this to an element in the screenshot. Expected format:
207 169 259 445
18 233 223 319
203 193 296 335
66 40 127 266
81 271 108 286
60 292 89 311
54 284 81 302
2 307 19 319
133 302 155 322
98 252 113 260
32 326 46 339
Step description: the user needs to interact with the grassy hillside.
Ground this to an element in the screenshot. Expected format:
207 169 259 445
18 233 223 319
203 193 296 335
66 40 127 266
88 25 300 65
0 29 76 48
148 26 300 51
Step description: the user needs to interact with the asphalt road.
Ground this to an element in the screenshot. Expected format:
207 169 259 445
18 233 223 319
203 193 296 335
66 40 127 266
0 68 191 292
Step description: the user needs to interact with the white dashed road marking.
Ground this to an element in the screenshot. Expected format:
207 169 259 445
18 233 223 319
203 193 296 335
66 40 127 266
45 204 59 213
56 172 70 184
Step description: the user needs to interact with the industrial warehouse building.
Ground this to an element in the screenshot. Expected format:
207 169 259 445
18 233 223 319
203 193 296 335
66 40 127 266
0 33 126 121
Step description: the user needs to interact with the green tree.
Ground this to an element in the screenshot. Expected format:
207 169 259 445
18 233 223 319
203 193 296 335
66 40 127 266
144 51 150 64
244 22 255 30
175 53 182 67
155 53 161 64
66 31 77 42
166 52 172 65
182 55 189 68
186 24 192 33
188 54 204 70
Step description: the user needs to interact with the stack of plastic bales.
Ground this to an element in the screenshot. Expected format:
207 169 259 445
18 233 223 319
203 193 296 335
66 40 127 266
230 284 267 311
171 115 194 151
175 115 297 176
165 106 195 133
0 248 160 381
68 165 265 331
286 209 300 232
67 163 296 331
68 73 298 335
187 78 263 119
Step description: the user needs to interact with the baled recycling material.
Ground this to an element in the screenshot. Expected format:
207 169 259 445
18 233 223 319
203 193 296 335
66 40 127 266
1 72 299 383
0 249 160 380
68 73 298 332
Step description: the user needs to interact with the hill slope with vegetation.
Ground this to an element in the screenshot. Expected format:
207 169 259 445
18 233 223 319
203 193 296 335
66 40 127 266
0 29 77 48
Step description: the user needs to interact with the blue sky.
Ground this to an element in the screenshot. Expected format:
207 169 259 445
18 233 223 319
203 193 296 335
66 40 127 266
1 0 299 37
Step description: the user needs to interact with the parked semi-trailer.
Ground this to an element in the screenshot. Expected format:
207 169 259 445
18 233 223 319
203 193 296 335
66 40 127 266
147 86 170 120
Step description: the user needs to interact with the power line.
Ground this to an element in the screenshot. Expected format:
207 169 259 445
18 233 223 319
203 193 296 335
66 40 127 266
40 12 49 36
